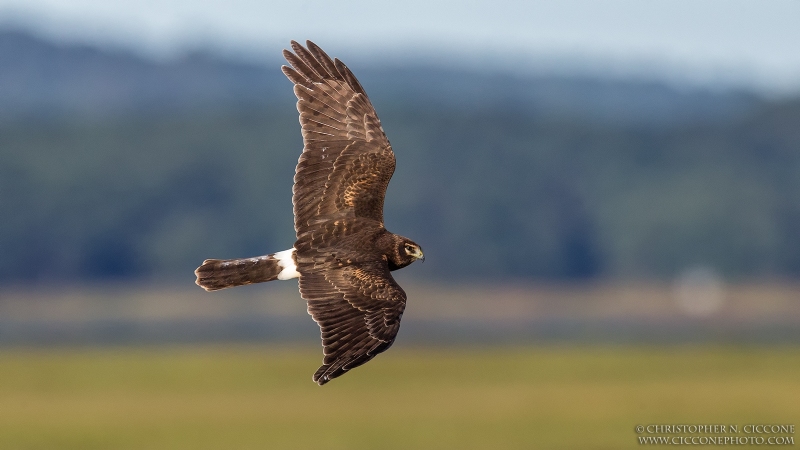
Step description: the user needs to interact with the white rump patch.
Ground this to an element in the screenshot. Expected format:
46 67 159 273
274 248 300 280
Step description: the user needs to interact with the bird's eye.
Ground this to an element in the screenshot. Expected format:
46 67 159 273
405 245 413 253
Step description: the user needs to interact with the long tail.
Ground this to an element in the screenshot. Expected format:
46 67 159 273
195 249 298 291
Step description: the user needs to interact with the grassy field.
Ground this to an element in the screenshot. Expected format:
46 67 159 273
0 345 798 449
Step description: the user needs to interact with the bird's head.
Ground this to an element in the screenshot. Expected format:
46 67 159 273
388 236 424 270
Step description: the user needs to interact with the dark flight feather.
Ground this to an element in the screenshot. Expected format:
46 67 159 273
283 41 413 384
195 255 284 291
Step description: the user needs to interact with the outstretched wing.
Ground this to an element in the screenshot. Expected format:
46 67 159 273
299 258 406 385
282 40 396 237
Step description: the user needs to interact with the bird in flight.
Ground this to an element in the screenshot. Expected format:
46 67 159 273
195 40 424 385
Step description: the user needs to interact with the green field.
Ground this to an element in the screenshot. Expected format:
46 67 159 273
1 345 798 449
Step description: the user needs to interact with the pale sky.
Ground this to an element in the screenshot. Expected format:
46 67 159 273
2 0 799 94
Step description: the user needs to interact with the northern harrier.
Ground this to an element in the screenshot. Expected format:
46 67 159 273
195 41 424 385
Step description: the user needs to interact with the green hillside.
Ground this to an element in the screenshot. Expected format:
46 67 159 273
2 30 799 283
2 99 800 283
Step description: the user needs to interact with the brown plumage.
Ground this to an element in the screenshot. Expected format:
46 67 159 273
195 255 285 291
194 40 424 385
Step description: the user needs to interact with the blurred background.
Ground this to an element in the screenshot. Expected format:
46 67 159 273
1 0 799 448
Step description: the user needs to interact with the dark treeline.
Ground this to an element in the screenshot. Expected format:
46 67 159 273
1 30 799 284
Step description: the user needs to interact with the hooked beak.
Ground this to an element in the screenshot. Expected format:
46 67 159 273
413 247 425 263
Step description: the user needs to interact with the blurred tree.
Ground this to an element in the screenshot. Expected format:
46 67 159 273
1 30 798 283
